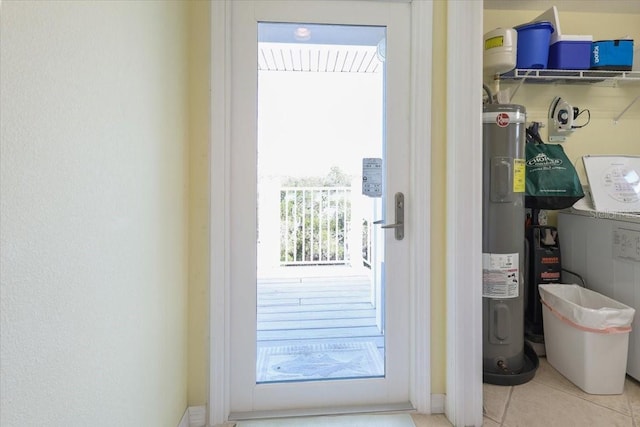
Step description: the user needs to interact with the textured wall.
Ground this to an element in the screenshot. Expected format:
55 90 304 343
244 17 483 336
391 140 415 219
0 2 189 426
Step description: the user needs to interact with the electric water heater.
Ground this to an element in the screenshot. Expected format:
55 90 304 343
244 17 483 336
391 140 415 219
482 104 528 383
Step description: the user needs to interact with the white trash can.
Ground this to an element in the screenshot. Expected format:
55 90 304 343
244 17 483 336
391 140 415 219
539 284 635 394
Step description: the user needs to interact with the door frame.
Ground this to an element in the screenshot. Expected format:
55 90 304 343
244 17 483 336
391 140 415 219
209 0 435 424
444 2 484 427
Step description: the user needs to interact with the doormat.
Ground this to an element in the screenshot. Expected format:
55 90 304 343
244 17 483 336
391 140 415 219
256 342 384 383
236 413 415 427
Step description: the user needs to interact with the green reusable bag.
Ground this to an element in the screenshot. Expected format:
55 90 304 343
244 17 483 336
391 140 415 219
525 133 584 210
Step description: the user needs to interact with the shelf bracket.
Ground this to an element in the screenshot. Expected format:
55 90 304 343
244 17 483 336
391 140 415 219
508 70 532 102
613 95 640 124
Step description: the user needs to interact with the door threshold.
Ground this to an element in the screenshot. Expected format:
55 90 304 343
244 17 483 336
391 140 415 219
229 402 415 421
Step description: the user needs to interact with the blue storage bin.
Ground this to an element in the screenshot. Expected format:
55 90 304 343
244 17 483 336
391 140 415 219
549 36 593 70
514 21 554 69
591 39 634 70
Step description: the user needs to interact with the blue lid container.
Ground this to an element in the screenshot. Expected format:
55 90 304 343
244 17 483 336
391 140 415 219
549 37 593 70
514 21 554 69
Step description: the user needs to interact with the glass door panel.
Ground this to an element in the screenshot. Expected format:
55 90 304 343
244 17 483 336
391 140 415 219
256 22 387 384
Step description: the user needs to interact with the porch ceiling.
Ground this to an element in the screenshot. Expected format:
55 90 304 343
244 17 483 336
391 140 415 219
258 43 382 73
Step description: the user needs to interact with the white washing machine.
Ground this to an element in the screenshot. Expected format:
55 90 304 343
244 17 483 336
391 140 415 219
558 208 640 381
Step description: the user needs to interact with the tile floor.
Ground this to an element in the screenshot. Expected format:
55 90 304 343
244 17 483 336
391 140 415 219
481 357 640 427
216 357 640 426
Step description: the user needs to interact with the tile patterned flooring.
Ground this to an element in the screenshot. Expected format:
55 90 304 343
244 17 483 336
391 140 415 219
480 357 640 427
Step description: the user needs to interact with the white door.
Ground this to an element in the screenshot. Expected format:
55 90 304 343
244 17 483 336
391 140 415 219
229 0 413 416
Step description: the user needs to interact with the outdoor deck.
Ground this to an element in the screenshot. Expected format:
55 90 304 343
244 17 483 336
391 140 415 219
256 266 385 382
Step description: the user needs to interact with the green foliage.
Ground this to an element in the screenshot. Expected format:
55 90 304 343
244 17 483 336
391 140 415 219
279 167 353 264
282 166 353 187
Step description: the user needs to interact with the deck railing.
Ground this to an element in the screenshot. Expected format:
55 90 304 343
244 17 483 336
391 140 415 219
258 182 373 269
279 187 373 267
362 218 372 269
280 186 353 265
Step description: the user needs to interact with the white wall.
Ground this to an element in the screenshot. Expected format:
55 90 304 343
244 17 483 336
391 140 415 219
0 2 189 426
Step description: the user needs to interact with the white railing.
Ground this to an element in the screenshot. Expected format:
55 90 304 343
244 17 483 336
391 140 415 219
257 180 375 271
362 217 372 269
280 186 352 265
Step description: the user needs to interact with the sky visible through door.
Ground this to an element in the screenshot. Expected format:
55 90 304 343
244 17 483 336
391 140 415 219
255 22 388 384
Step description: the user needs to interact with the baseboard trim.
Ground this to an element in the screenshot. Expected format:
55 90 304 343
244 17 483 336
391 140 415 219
178 408 190 427
431 394 445 414
178 406 207 427
189 406 207 427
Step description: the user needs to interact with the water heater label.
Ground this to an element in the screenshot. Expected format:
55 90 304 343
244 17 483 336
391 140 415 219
482 253 519 298
513 159 525 192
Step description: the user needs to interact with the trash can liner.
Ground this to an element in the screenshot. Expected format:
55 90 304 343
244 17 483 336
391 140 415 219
539 283 634 395
541 299 632 334
539 284 635 331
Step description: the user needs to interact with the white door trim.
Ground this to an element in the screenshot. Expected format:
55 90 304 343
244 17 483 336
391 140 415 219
409 0 433 415
210 0 232 425
209 1 433 424
445 1 484 427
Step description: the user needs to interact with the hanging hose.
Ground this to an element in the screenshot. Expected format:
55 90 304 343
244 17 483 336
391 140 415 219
483 84 494 104
562 267 587 288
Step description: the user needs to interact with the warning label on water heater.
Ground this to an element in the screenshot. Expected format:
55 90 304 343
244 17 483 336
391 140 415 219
513 159 525 193
482 253 519 298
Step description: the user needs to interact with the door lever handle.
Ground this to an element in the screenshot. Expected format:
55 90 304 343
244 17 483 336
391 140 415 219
374 192 404 240
381 223 403 229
